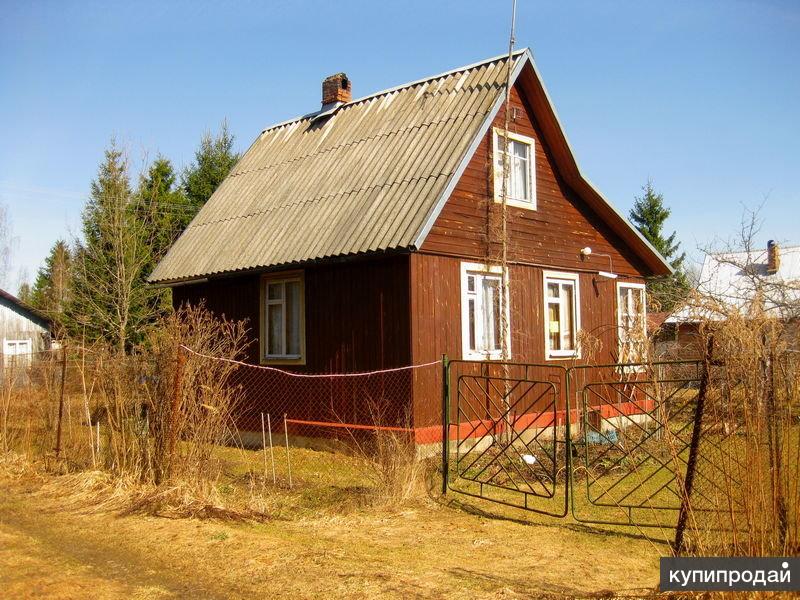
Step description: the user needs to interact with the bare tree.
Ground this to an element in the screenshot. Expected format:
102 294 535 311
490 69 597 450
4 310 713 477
0 203 17 289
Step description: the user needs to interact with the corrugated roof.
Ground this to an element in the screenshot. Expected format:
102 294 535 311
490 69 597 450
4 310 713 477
151 49 672 284
0 287 52 328
150 52 524 283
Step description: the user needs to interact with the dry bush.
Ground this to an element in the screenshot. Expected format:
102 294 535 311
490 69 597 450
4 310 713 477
0 304 251 509
341 401 422 507
144 302 249 487
670 217 800 556
680 309 800 557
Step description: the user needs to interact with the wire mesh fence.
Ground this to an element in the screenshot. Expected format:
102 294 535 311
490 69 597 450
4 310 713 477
0 346 443 487
2 341 797 552
179 346 441 451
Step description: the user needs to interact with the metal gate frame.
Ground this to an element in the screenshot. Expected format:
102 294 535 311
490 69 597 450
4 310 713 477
442 356 737 532
442 359 569 517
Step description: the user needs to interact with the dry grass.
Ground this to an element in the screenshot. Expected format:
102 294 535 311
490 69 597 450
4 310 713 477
0 456 664 599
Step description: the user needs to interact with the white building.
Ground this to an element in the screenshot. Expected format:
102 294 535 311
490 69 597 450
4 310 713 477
0 288 52 375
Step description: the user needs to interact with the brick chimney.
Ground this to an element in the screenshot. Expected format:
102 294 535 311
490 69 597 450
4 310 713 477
767 240 781 275
322 73 351 106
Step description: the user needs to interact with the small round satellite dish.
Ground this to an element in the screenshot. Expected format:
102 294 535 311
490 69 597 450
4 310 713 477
522 454 536 465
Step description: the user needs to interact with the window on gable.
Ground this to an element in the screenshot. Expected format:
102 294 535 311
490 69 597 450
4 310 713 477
493 128 536 209
262 273 305 363
544 272 580 359
617 283 647 365
461 262 510 360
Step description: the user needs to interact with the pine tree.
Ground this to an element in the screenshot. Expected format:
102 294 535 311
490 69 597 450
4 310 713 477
182 121 239 208
67 142 159 353
629 180 689 311
29 240 72 329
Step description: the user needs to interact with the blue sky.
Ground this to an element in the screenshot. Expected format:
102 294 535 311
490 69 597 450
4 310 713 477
1 0 798 289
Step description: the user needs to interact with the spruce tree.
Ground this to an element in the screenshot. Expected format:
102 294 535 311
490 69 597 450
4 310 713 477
182 121 239 208
17 281 32 304
629 180 689 311
67 142 158 353
29 240 72 329
138 157 192 262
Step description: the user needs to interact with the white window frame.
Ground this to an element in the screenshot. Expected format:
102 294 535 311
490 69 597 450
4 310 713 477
3 339 32 370
492 127 536 210
617 282 647 367
543 271 581 360
260 272 306 365
3 339 32 354
460 262 511 361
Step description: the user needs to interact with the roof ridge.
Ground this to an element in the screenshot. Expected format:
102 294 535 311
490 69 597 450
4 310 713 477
259 49 526 135
708 244 800 258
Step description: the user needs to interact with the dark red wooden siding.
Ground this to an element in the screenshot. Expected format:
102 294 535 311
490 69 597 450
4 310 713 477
420 86 650 278
174 255 411 372
410 81 649 430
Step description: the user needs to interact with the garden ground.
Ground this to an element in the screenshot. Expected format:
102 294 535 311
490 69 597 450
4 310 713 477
0 448 665 600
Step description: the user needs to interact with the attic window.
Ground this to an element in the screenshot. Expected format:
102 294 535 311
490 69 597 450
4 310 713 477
493 128 536 210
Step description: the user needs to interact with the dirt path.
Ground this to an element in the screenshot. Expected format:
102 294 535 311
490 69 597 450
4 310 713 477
0 478 663 599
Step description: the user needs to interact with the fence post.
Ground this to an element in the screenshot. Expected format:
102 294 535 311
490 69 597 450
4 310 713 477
165 346 185 482
441 354 449 495
765 345 787 545
674 337 713 554
55 344 67 458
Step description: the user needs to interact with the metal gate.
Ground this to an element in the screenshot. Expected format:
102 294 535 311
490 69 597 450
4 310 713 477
443 360 569 517
442 358 743 532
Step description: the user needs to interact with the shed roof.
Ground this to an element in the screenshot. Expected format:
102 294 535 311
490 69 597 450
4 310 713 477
0 288 52 330
150 50 671 284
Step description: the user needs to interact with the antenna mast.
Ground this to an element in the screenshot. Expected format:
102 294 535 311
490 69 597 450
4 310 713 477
499 0 517 363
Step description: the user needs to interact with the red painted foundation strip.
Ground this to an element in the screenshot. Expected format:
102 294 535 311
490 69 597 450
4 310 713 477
282 398 656 443
413 398 656 443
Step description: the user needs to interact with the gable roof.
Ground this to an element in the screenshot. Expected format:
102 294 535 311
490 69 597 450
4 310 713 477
150 50 671 284
667 245 800 323
0 288 52 330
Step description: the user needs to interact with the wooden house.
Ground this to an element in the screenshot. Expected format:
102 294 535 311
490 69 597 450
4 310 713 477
150 50 671 440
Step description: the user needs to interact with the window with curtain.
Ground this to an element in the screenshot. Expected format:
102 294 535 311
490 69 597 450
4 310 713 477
493 128 536 209
617 283 647 365
461 263 509 360
262 274 304 362
544 273 580 358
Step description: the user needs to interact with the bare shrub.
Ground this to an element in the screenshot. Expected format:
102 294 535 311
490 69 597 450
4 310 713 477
673 214 800 556
1 304 250 507
342 402 421 507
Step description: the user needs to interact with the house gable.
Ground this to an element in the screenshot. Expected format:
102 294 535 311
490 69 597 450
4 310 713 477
420 82 650 278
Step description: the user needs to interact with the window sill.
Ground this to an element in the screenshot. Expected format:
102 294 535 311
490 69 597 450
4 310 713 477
462 351 508 362
493 196 537 211
261 355 306 366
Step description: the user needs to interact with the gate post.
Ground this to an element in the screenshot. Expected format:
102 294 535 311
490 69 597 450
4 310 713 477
674 337 713 554
441 354 449 495
564 366 572 516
